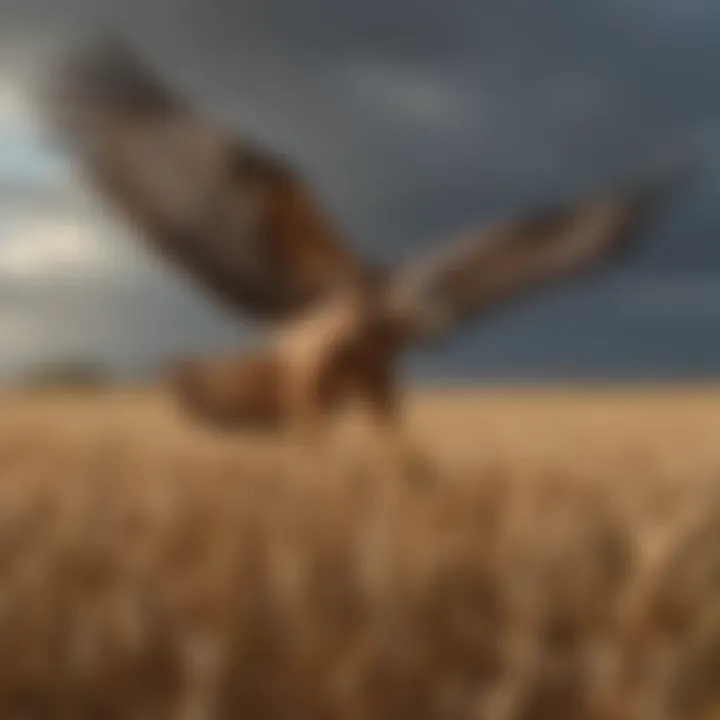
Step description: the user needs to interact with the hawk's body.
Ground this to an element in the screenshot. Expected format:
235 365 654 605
171 350 286 431
44 37 679 471
171 290 401 435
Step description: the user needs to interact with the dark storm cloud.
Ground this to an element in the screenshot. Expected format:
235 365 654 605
0 0 719 377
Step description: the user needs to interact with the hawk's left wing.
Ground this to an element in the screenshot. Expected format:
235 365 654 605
383 180 673 347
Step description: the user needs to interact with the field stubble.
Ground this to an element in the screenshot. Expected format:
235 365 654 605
0 386 718 718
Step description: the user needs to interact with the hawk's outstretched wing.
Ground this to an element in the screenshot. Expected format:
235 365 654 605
45 36 367 320
384 181 673 346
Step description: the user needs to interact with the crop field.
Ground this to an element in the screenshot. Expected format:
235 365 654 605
0 386 719 719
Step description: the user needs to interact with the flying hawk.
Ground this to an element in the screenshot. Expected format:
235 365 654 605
44 37 674 471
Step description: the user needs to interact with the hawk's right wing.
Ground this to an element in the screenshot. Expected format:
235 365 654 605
45 36 369 321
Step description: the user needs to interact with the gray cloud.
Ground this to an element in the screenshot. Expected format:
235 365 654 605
0 0 719 378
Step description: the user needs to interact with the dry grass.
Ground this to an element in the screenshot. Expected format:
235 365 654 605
0 385 719 718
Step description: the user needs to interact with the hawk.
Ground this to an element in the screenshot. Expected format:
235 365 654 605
44 37 675 471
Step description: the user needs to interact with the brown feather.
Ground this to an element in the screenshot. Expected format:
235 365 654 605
169 353 285 431
384 185 667 346
47 37 368 320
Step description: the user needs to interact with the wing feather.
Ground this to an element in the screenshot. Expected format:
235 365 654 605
45 36 365 319
385 181 673 345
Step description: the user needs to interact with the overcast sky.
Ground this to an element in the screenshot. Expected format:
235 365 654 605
0 0 720 380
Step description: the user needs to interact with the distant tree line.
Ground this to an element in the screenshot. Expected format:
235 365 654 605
10 356 182 391
16 359 112 390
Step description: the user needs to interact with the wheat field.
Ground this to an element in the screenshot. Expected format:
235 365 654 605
0 385 719 719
